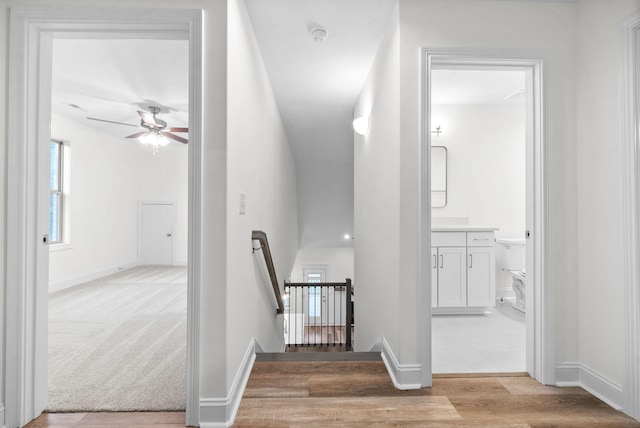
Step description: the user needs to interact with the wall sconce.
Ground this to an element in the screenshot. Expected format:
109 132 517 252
431 126 442 137
353 116 370 136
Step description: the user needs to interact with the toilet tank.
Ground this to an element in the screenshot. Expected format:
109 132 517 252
495 238 526 271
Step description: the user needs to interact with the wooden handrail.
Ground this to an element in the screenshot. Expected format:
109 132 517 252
252 230 285 315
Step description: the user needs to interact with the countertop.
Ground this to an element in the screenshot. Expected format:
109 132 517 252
432 226 499 232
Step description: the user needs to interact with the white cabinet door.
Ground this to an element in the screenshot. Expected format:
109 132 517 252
431 247 438 307
467 247 495 306
437 247 467 307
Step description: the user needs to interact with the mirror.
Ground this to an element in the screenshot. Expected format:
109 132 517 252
431 146 447 208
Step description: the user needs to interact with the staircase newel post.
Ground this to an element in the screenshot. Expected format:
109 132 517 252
346 278 352 351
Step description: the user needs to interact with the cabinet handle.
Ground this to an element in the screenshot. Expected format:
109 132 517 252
440 254 443 269
433 254 437 269
469 254 473 268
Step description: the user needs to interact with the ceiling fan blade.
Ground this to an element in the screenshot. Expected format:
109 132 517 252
87 117 139 128
138 110 157 126
161 131 188 144
126 131 149 139
166 127 189 133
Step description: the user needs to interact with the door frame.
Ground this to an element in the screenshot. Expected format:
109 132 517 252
302 265 328 324
419 48 551 387
6 8 203 427
621 13 640 421
138 201 177 266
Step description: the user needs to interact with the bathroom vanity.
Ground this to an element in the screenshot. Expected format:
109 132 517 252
431 227 497 314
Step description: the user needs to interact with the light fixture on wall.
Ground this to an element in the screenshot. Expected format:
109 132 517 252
431 126 442 137
353 116 370 136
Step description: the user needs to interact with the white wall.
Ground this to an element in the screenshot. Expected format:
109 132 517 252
137 144 189 265
226 0 299 388
355 0 579 381
290 247 354 283
431 103 526 239
48 114 188 291
354 4 401 355
49 114 139 287
575 0 639 388
398 0 579 372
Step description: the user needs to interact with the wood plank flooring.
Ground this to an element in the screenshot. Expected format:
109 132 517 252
23 411 190 427
25 358 640 427
234 359 640 427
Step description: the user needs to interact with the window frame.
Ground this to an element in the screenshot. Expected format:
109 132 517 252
49 139 70 249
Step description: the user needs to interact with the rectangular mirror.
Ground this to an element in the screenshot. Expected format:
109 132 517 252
431 146 447 208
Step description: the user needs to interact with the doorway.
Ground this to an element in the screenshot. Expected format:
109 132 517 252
420 48 551 387
430 67 527 374
7 8 203 427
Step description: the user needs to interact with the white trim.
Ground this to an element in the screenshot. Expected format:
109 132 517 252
419 47 551 387
621 12 640 422
6 8 203 428
48 261 138 293
380 338 422 390
556 363 623 411
199 339 257 428
555 362 580 385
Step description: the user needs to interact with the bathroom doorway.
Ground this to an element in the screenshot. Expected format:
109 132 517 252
430 67 527 374
421 50 550 385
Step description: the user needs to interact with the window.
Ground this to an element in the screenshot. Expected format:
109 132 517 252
49 140 64 244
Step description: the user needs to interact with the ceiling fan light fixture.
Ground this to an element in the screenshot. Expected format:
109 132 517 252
139 131 169 154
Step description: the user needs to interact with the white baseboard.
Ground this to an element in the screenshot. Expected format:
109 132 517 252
49 261 139 293
380 337 422 390
556 362 622 410
174 259 188 267
199 338 257 427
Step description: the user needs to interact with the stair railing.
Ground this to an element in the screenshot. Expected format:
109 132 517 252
252 230 285 315
283 278 352 351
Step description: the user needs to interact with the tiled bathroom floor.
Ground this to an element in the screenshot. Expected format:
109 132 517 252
432 300 526 373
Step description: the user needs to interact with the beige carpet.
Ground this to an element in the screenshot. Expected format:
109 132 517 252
47 266 187 412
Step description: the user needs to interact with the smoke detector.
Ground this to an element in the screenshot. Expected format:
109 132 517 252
309 24 329 43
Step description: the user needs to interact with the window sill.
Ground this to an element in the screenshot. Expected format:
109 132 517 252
49 243 72 252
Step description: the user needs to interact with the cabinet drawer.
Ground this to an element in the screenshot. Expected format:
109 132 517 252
467 232 495 247
432 232 466 247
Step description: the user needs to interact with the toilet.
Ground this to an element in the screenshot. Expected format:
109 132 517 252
495 238 526 313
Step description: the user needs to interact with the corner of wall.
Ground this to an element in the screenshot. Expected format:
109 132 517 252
199 338 256 428
555 362 622 411
380 337 421 390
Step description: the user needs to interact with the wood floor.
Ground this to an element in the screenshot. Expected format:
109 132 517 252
23 411 190 427
25 357 640 427
234 358 640 427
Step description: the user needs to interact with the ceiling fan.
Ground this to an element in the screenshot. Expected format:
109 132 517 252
87 105 188 148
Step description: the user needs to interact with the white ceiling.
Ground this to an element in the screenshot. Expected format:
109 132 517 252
51 39 189 144
51 6 525 250
245 0 397 248
432 69 526 105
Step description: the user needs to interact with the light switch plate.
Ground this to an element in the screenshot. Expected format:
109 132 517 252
240 192 246 215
